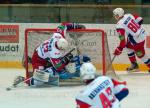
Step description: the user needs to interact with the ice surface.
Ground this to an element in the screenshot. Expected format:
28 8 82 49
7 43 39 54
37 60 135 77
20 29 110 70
0 69 150 108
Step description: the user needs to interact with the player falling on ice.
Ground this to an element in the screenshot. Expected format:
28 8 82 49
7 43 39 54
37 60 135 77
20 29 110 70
76 61 129 108
113 8 150 72
13 22 87 87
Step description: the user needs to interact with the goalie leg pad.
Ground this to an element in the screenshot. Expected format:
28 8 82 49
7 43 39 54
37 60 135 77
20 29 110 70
31 68 59 86
33 69 51 82
59 70 80 79
30 78 44 86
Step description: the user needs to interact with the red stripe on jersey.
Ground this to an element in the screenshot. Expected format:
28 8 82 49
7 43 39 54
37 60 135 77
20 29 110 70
116 29 125 36
116 29 126 48
133 14 143 24
112 79 126 86
133 14 139 19
128 55 136 63
50 58 66 72
76 99 91 108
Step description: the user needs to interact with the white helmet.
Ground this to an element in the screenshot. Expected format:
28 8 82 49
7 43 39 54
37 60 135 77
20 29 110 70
57 38 68 50
113 8 124 17
80 62 97 80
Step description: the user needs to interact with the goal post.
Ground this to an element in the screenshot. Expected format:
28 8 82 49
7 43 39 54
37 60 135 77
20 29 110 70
24 28 116 79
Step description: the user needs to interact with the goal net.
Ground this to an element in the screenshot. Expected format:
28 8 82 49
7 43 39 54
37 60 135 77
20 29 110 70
24 28 117 80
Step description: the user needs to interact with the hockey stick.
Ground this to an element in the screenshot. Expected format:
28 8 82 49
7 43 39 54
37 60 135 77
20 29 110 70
111 55 116 63
6 77 32 91
110 55 122 80
111 55 118 78
73 34 80 56
63 47 76 57
106 55 116 71
69 33 81 56
105 55 120 79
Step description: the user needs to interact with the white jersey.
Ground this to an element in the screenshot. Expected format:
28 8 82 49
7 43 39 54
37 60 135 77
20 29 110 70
76 76 120 108
36 32 64 59
116 13 146 44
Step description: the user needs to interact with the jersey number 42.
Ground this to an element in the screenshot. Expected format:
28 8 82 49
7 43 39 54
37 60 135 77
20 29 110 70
99 87 116 108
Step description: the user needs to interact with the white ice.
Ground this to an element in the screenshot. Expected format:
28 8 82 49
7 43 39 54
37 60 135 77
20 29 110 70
0 68 150 108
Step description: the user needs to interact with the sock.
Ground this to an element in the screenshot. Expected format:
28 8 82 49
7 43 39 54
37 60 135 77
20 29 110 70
128 52 137 63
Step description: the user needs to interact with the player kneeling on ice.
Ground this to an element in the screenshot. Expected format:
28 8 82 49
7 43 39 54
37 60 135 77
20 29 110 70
113 8 150 73
13 22 86 87
76 62 129 108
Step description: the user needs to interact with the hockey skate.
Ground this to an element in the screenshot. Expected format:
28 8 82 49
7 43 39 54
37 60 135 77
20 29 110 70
127 62 140 72
13 76 25 87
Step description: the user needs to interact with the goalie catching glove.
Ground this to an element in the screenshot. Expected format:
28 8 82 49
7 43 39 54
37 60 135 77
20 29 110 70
72 23 86 29
61 22 86 30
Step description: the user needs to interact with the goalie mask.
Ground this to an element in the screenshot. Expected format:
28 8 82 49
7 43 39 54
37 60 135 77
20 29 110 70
113 8 124 20
80 62 97 81
57 38 68 50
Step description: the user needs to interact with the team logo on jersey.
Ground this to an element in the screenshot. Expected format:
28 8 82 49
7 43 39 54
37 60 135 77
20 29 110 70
135 50 143 57
119 35 125 41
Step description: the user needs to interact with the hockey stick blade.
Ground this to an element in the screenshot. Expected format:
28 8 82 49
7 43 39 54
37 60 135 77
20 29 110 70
6 77 32 91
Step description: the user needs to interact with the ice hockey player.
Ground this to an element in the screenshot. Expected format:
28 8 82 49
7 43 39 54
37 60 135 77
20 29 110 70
113 8 150 72
13 22 86 87
76 62 129 108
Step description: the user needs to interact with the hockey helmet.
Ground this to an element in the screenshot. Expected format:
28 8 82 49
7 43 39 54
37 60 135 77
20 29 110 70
80 62 97 80
113 8 124 18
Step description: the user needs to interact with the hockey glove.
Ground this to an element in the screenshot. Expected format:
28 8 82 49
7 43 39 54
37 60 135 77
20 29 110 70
66 53 74 61
83 55 91 62
62 53 74 64
73 23 86 29
114 47 123 55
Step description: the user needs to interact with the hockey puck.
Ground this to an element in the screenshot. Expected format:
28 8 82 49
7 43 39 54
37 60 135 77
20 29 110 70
6 87 11 91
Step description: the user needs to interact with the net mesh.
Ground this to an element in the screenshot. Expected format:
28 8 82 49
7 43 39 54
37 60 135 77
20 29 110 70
24 28 117 79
